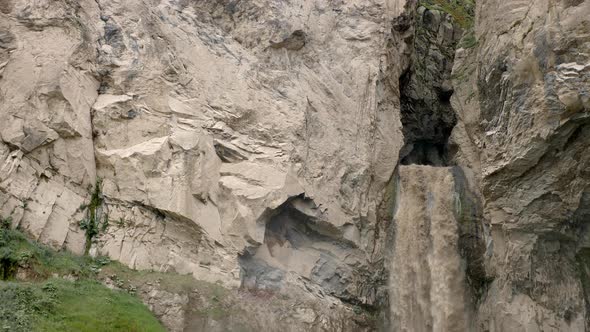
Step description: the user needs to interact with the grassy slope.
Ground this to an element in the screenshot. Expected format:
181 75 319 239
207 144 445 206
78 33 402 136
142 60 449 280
1 279 165 332
418 0 478 49
0 220 377 330
100 261 236 321
0 221 165 332
419 0 475 29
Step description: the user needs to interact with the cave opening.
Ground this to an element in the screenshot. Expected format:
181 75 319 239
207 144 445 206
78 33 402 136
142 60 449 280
238 195 360 301
398 68 457 167
396 4 464 167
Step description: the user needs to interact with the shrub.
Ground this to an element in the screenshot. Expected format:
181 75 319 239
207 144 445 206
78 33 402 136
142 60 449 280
420 0 475 29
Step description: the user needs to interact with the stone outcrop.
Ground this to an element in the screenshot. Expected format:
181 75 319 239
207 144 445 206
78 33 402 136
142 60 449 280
0 0 408 329
398 3 463 166
1 0 590 330
450 0 590 330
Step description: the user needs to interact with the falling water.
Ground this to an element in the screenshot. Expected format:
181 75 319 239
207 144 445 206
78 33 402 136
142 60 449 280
390 165 469 332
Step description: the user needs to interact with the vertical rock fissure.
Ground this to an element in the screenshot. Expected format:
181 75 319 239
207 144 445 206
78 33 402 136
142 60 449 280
398 4 464 167
388 2 479 331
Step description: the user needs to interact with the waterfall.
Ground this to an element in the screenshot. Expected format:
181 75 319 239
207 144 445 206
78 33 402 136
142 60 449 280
389 165 469 332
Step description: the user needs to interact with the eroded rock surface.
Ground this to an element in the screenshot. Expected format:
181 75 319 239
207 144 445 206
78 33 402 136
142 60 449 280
398 4 463 166
1 0 590 330
451 0 590 330
0 0 409 329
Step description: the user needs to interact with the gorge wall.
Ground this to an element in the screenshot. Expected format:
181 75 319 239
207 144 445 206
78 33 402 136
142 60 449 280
1 0 589 331
451 0 590 330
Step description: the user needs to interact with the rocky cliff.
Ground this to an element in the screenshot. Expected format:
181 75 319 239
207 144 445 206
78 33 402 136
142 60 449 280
451 0 590 330
0 0 589 330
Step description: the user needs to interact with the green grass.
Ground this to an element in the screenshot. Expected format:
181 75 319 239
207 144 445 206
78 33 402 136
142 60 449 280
0 220 98 280
419 0 475 29
458 29 478 49
0 218 237 330
101 261 198 294
0 279 165 332
100 261 235 320
0 220 165 331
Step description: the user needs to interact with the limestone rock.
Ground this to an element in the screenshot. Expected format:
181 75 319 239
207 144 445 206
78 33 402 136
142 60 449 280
451 0 590 330
1 0 589 330
0 0 405 329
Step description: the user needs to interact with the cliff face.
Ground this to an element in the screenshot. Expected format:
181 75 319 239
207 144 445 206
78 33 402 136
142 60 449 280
451 0 590 330
0 0 408 329
1 0 589 330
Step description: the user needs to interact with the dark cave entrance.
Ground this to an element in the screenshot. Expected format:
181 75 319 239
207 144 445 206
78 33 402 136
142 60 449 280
398 68 457 166
396 3 465 167
238 195 360 301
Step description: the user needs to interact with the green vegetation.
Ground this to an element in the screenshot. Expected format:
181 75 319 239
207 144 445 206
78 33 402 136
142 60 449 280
0 218 98 280
102 261 200 294
101 261 235 320
0 279 165 332
0 219 165 332
79 179 108 255
419 0 475 29
458 29 478 49
576 249 590 304
0 218 240 330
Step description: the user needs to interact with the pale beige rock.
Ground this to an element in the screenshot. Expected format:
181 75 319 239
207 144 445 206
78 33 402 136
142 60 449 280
79 0 405 311
2 0 589 330
0 0 99 254
450 0 590 330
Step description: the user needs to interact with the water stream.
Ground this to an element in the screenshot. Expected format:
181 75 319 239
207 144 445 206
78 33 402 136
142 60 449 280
389 165 469 332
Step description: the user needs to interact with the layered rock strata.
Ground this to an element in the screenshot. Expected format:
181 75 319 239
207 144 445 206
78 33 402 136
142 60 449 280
1 0 589 330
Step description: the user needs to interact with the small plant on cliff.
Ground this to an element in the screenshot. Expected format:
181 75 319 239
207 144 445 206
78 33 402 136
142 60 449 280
79 179 107 255
0 217 19 280
420 0 475 29
458 29 478 49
